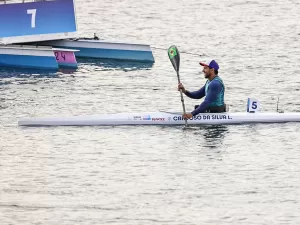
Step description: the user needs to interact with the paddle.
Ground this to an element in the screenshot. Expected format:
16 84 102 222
168 45 188 127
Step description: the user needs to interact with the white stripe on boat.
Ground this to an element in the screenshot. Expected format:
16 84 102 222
40 39 153 51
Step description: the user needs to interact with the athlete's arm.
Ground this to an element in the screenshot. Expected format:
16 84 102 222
185 85 205 99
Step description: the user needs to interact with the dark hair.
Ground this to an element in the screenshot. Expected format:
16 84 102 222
209 67 218 75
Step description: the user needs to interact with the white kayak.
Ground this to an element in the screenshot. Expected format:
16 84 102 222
18 111 300 127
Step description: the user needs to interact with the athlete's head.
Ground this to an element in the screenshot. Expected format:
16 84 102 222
199 59 219 79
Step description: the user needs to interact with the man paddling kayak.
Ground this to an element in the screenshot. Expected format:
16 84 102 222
178 59 226 120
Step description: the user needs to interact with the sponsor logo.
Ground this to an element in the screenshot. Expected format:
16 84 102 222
133 116 142 120
143 115 151 120
152 118 165 121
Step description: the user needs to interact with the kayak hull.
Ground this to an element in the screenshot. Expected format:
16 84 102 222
18 112 300 127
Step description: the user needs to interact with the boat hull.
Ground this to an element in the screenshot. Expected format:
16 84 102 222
37 39 155 62
18 112 300 127
0 45 59 70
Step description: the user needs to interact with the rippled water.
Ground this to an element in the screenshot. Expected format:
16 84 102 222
1 0 300 224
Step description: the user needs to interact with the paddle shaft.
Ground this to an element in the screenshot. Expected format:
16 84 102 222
176 71 188 126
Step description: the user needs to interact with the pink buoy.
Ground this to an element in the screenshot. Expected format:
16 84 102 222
53 49 78 69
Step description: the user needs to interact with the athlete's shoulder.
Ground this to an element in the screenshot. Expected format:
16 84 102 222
210 78 223 85
214 75 223 81
213 76 225 85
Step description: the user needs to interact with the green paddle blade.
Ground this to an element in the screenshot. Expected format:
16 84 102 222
168 45 180 72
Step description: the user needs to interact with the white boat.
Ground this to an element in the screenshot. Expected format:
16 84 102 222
18 98 300 127
18 111 300 127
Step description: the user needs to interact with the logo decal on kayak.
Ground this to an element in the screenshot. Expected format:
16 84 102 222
133 116 142 120
143 115 151 120
152 118 165 121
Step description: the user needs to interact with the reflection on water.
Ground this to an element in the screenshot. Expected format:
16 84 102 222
188 125 229 148
77 58 154 72
0 57 151 79
0 67 60 79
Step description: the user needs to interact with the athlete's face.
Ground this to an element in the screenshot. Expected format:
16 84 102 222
202 66 213 79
